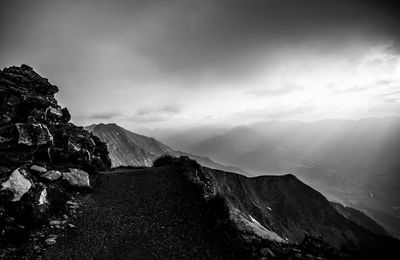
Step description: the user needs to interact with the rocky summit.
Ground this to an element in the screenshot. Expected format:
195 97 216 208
0 65 110 171
0 65 111 256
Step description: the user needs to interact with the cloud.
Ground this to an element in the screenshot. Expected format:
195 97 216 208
368 102 400 113
385 40 400 55
328 84 370 94
246 80 302 96
228 104 316 123
376 79 395 85
376 90 400 97
127 115 168 123
88 111 122 120
137 105 182 116
124 105 183 123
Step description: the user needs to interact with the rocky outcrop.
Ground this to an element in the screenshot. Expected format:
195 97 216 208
0 65 111 171
0 65 111 251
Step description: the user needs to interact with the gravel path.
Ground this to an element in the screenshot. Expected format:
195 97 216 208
43 167 235 260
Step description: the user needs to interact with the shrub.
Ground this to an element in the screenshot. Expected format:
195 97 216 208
152 154 177 167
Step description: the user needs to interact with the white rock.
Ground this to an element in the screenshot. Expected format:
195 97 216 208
41 170 62 181
63 168 90 188
30 165 47 174
45 238 56 245
1 168 32 201
66 200 78 206
38 188 48 205
49 220 61 226
46 106 63 118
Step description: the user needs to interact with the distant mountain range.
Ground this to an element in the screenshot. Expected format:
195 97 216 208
85 123 248 175
139 117 400 239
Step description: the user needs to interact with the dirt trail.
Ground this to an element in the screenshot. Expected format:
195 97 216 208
43 167 236 260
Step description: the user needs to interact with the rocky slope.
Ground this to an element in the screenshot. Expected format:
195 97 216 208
0 65 111 256
86 123 174 167
178 157 399 259
86 123 248 175
31 156 395 260
331 201 387 236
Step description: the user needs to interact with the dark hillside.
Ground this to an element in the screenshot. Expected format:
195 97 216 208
209 169 400 259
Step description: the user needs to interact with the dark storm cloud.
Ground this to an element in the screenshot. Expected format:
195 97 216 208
1 0 399 126
1 0 399 79
134 0 400 76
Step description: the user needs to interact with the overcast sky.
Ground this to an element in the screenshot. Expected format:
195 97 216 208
1 0 400 129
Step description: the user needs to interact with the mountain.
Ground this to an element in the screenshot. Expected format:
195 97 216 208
209 168 397 253
86 123 249 175
86 123 174 167
152 118 400 238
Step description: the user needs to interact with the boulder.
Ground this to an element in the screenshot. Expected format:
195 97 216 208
15 123 53 147
45 236 57 245
63 168 90 188
30 165 47 174
46 106 62 119
38 186 48 205
40 170 62 181
0 168 32 201
61 108 71 123
21 183 51 224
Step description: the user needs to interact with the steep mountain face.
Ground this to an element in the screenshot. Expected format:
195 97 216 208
207 169 398 258
86 123 174 167
86 123 249 175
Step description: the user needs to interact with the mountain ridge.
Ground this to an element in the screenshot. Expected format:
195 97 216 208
85 123 250 176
